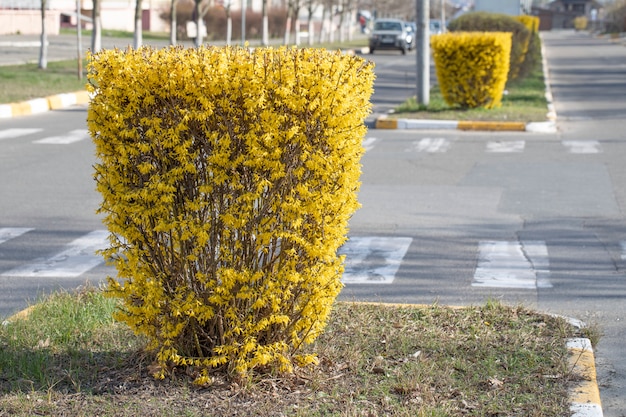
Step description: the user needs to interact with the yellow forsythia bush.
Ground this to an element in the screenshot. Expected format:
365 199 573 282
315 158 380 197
87 45 374 383
574 16 588 31
514 15 540 34
431 32 512 109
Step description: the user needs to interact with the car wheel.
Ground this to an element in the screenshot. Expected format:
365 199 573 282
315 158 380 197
370 48 375 54
401 46 406 55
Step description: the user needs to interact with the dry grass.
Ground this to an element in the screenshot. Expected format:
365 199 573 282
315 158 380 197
0 289 584 416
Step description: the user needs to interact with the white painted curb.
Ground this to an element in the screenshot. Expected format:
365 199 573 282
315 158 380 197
526 121 557 133
397 119 459 130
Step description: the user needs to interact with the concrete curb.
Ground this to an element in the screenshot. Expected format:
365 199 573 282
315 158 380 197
0 90 90 118
374 116 558 133
568 338 603 417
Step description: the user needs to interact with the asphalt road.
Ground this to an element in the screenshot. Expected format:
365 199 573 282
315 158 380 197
0 29 624 415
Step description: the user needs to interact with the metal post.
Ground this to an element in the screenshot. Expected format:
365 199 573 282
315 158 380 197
441 0 446 33
415 0 429 105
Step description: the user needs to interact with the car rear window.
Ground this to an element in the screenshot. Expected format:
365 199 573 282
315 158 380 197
374 21 402 31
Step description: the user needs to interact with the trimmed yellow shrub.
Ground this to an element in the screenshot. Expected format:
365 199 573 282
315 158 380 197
87 45 374 383
514 15 540 34
574 16 588 31
449 12 530 81
514 15 542 80
431 31 512 109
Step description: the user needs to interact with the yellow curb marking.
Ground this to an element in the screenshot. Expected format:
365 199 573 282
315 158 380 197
458 121 527 131
569 345 602 407
375 118 398 129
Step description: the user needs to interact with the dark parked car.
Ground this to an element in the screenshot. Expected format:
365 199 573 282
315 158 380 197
369 18 410 55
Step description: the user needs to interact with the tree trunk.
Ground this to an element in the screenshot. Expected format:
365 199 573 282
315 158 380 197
194 0 203 47
134 0 143 49
226 7 232 45
39 0 48 69
170 0 177 45
92 0 102 52
318 4 327 43
262 0 269 46
283 2 293 44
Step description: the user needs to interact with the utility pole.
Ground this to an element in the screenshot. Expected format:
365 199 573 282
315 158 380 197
415 0 429 105
441 0 446 33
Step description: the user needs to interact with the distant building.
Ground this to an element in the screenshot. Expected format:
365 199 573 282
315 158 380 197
473 0 533 15
532 0 602 29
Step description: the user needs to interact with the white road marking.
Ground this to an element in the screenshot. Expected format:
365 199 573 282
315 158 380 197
487 140 525 153
0 128 43 141
1 230 109 278
0 227 33 245
363 137 377 151
472 240 552 289
412 138 450 153
34 129 89 145
562 140 602 154
340 236 412 284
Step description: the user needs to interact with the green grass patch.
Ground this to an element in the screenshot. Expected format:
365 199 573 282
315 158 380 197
0 289 588 416
0 60 87 104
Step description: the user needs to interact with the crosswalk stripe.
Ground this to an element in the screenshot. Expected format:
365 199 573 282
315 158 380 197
472 240 551 289
412 138 450 153
33 129 89 145
487 140 525 153
0 128 43 141
562 140 601 154
0 227 33 245
341 236 412 284
363 137 377 151
0 230 109 278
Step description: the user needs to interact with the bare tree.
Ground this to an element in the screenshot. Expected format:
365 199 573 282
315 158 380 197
304 0 318 45
284 0 293 44
134 0 143 48
193 0 211 46
318 1 327 43
39 0 48 70
336 0 345 42
284 0 302 44
92 0 102 52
